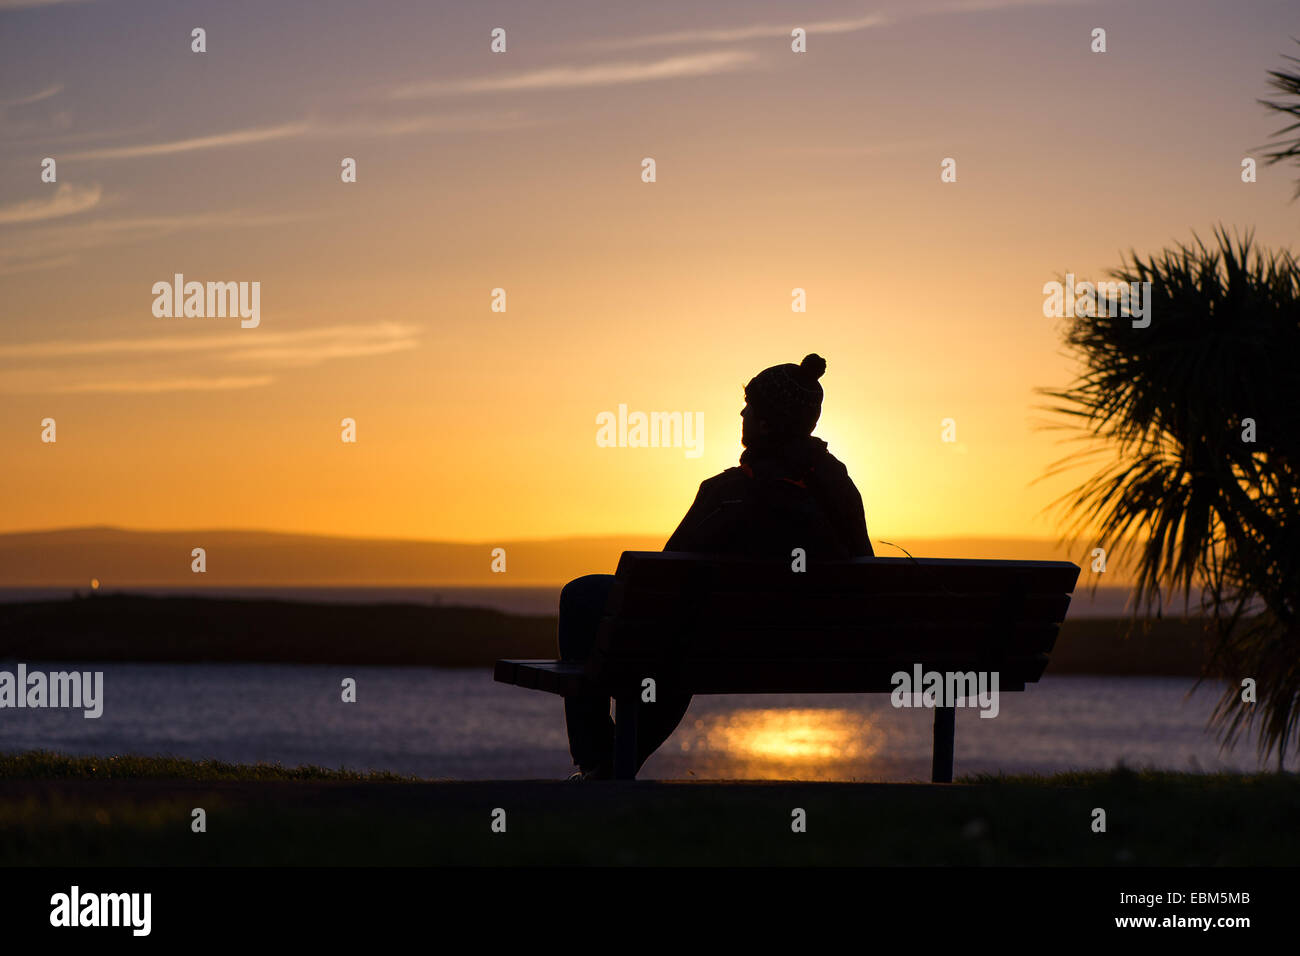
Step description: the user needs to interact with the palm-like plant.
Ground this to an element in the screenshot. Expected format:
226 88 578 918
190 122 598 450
1261 40 1300 196
1040 228 1300 767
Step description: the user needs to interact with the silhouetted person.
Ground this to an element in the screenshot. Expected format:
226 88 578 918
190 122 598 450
558 354 872 779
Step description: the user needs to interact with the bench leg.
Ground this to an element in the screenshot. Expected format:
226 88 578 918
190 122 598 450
931 705 955 783
613 692 639 780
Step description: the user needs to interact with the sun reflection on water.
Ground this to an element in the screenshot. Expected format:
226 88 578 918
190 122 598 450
678 708 884 779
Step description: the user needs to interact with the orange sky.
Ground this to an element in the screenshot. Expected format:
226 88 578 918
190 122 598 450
2 0 1297 545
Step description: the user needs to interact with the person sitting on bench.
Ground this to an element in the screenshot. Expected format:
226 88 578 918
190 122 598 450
559 353 874 779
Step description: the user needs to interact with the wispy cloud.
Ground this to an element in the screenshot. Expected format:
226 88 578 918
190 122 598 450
0 323 421 395
0 0 93 9
230 323 421 367
0 82 70 140
933 0 1079 13
326 111 545 137
0 253 76 276
0 83 63 107
50 110 543 161
49 375 276 395
0 322 418 360
41 210 304 236
390 50 756 99
592 0 1078 50
0 183 101 224
0 208 308 274
781 140 935 156
591 14 887 50
0 120 160 150
63 122 311 161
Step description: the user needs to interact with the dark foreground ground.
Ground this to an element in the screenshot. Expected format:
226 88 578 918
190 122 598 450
1 753 1295 866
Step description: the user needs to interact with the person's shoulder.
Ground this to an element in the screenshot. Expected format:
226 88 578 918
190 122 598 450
702 468 743 486
698 467 747 490
810 439 850 476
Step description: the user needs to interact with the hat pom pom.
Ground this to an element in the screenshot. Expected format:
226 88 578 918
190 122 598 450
800 353 827 380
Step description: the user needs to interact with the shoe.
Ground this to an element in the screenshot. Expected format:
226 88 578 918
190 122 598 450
566 764 613 781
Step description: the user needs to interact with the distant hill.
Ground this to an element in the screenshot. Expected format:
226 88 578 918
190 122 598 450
0 527 1129 587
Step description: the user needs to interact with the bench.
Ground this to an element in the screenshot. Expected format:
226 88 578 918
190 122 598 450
495 551 1080 781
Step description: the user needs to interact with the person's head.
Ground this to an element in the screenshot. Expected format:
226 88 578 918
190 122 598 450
741 353 827 447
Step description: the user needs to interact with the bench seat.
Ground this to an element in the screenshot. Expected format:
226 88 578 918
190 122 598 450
496 551 1080 781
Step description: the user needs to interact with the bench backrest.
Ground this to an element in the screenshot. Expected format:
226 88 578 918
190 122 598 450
587 551 1081 694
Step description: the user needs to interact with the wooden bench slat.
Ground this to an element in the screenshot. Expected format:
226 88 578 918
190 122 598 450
495 656 1048 695
495 660 589 695
613 552 1080 596
612 589 1073 624
492 660 518 685
667 659 1045 695
596 621 1062 659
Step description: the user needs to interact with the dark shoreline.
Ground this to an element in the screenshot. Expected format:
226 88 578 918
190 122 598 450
0 594 1215 676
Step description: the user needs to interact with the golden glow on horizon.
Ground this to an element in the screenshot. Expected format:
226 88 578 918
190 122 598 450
2 0 1295 544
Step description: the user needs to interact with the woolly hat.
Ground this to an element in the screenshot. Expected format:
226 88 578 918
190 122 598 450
744 353 827 434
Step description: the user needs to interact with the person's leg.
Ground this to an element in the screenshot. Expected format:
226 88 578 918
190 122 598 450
635 690 692 773
557 574 617 773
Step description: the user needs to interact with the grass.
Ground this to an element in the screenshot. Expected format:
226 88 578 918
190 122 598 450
0 751 417 782
2 752 1296 866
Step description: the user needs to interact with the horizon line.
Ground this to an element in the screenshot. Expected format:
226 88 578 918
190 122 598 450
0 523 1089 546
